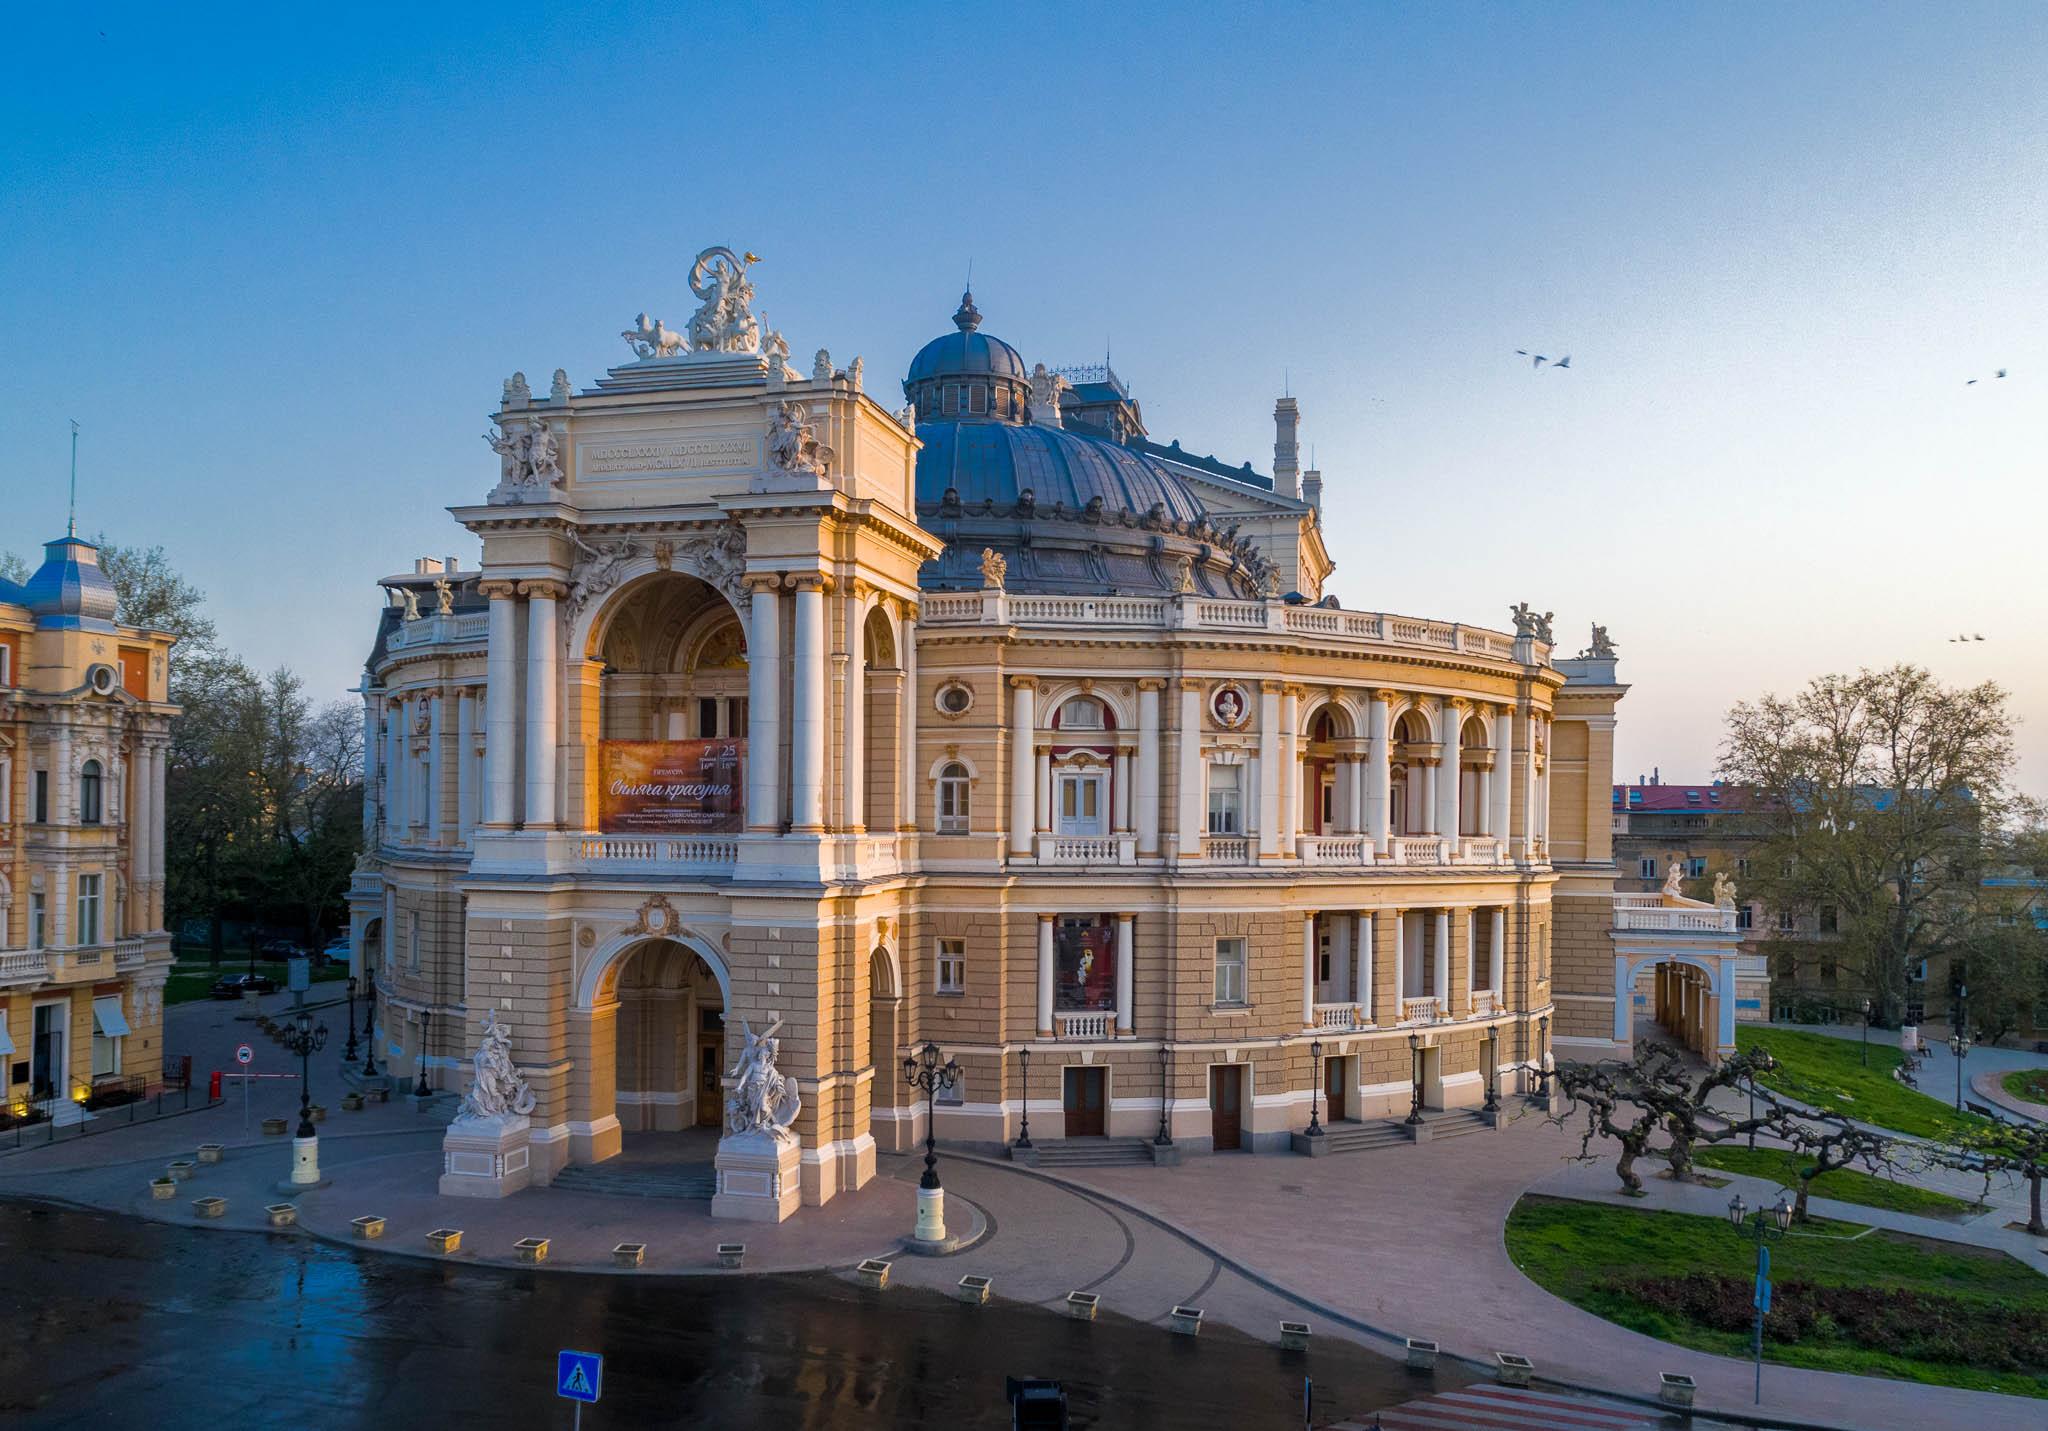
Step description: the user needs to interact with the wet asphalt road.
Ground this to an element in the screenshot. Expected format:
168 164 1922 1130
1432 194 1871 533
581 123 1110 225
0 1201 1450 1429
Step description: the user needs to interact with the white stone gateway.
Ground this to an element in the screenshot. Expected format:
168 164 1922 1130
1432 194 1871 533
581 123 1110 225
711 1017 803 1223
439 1011 537 1199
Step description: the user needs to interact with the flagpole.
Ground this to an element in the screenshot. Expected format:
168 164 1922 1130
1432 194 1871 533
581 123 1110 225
68 419 80 535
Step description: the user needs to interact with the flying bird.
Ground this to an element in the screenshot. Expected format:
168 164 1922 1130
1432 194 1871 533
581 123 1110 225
1974 633 1986 641
1552 355 1571 370
1967 369 2009 385
1514 350 1549 369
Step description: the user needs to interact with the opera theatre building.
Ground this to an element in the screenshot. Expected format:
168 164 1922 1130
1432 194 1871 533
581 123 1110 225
352 248 1701 1222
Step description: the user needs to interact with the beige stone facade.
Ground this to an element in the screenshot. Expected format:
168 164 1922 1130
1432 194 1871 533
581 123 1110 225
354 260 1642 1218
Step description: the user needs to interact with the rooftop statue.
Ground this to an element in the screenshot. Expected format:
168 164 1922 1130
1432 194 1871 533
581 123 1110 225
1582 623 1618 659
622 312 687 360
433 578 453 616
725 1016 800 1140
1663 857 1687 899
687 246 762 355
979 547 1007 590
767 400 832 476
482 416 561 498
1713 872 1738 909
458 1011 537 1122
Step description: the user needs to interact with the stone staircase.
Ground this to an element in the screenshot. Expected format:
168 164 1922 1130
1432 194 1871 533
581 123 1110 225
1308 1119 1415 1155
549 1162 717 1200
1013 1138 1159 1170
1296 1108 1498 1156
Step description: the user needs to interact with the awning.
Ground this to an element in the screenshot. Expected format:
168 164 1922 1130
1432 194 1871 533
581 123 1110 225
0 1013 13 1057
92 996 132 1039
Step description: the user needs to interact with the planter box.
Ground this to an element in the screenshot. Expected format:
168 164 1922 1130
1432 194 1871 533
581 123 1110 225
1659 1373 1696 1408
515 1237 549 1264
308 1105 327 1124
1065 1291 1099 1322
192 1196 227 1219
366 1088 390 1104
855 1258 891 1290
427 1228 462 1254
1406 1337 1439 1371
957 1274 992 1306
167 1160 195 1182
196 1144 225 1164
1169 1305 1204 1337
717 1243 746 1269
1279 1321 1312 1352
266 1203 298 1227
1495 1352 1534 1387
150 1178 177 1200
613 1242 646 1268
341 1093 365 1112
261 1117 288 1136
352 1215 386 1240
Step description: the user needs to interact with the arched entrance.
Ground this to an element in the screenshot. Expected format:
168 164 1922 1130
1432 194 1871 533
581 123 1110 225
1617 951 1735 1061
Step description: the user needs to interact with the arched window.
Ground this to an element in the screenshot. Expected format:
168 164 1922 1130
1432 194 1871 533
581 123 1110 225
79 760 103 825
936 762 970 834
1056 697 1106 730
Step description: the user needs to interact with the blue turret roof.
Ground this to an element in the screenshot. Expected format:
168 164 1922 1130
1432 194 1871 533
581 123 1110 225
23 532 120 632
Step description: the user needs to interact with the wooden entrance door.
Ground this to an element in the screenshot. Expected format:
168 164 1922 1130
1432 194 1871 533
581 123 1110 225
1324 1055 1348 1123
695 1009 724 1127
1210 1065 1243 1150
1062 1066 1106 1137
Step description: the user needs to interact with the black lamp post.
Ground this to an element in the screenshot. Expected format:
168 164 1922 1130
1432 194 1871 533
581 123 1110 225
360 979 379 1077
1154 1043 1173 1146
343 976 360 1063
904 1040 961 1191
1405 1032 1424 1125
1948 1027 1972 1112
415 1009 433 1102
1306 1038 1325 1137
281 1010 329 1139
1858 998 1872 1067
1014 1045 1032 1150
1482 1024 1500 1114
1728 1193 1793 1404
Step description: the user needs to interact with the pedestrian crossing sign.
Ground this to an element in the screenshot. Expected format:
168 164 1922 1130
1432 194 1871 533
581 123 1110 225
557 1349 603 1403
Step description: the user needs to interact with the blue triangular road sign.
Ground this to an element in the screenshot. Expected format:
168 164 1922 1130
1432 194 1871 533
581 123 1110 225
557 1349 603 1403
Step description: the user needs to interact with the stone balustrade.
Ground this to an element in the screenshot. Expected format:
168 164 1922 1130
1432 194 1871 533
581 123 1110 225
1314 1002 1367 1031
1400 995 1443 1024
1055 1010 1113 1041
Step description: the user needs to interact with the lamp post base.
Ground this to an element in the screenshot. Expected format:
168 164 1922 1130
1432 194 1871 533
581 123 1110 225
913 1186 947 1243
290 1134 322 1186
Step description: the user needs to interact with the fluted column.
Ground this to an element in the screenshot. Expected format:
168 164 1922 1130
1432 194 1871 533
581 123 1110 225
842 589 865 832
1489 907 1506 998
51 720 72 824
897 607 918 832
1036 914 1055 1036
746 578 783 829
129 744 150 917
1279 686 1300 853
520 580 563 829
1391 909 1406 1008
788 576 827 831
1367 691 1392 855
360 693 381 844
1008 678 1037 857
1257 681 1281 858
1034 745 1052 833
1433 909 1450 1003
481 581 521 828
1136 679 1162 856
1300 913 1317 1027
1115 914 1134 1034
1439 700 1463 843
427 689 447 838
148 740 167 928
1176 680 1203 857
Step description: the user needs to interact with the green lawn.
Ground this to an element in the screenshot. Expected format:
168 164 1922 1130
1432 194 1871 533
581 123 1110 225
1692 1145 1981 1218
1736 1026 1988 1141
165 958 350 1006
2002 1069 2048 1106
1506 1194 2048 1397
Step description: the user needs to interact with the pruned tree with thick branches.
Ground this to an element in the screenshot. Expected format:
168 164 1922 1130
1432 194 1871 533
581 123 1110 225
1754 1096 1898 1224
1934 1118 2048 1236
1552 1044 1784 1193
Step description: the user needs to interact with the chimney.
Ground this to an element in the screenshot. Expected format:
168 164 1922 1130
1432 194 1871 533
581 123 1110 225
1301 467 1322 514
1273 397 1299 499
1653 766 1661 785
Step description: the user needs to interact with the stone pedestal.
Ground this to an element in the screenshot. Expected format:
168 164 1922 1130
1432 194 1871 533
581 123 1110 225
290 1134 322 1186
438 1113 533 1199
710 1129 801 1223
913 1186 946 1243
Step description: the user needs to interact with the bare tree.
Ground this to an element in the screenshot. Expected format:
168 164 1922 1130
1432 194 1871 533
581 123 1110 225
1935 1119 2048 1236
1758 1098 1897 1224
1553 1044 1782 1192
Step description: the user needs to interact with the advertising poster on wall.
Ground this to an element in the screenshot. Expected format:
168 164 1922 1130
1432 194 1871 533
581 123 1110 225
598 739 744 834
1054 915 1117 1012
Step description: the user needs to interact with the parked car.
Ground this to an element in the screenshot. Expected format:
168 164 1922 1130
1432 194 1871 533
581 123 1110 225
210 973 279 999
317 936 350 969
259 938 308 961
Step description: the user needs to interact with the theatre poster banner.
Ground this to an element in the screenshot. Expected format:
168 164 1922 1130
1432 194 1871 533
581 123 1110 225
598 740 744 835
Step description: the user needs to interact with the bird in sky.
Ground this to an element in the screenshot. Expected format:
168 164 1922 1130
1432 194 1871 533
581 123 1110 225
1552 355 1571 370
1515 350 1551 369
1975 633 1986 641
1966 368 2009 385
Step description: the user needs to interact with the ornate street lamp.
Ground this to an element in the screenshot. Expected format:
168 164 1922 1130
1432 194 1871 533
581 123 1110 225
1482 1024 1500 1114
1406 1032 1424 1126
1728 1193 1794 1404
1306 1038 1325 1138
360 979 380 1078
415 1009 434 1103
904 1040 961 1243
343 976 360 1063
1948 1028 1972 1113
1859 998 1872 1067
1013 1045 1032 1151
280 1010 329 1187
1154 1043 1173 1147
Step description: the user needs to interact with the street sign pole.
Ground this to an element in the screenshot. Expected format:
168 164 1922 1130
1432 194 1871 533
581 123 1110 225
236 1044 254 1137
557 1349 602 1426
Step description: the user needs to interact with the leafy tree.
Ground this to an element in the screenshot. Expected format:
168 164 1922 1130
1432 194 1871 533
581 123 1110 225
1719 665 2019 1024
95 538 219 652
0 550 27 585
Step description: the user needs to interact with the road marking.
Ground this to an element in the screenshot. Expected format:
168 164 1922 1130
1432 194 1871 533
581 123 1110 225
1326 1385 1652 1431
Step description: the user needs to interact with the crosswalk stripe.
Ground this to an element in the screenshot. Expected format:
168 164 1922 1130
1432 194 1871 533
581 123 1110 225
1330 1385 1651 1431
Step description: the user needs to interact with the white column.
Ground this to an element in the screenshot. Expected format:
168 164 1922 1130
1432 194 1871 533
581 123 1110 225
1301 914 1317 1027
1536 717 1551 853
1115 914 1134 1034
1331 755 1352 834
1111 750 1131 833
1433 909 1450 1002
1489 907 1505 997
521 581 561 829
1009 679 1036 857
1367 693 1391 854
1279 686 1299 852
1358 912 1374 1013
1177 681 1203 856
1136 680 1162 856
1332 913 1351 1004
1392 910 1406 1007
1718 961 1738 1050
897 608 918 832
1439 702 1462 843
1256 683 1281 858
1613 956 1635 1041
453 689 474 839
746 581 782 828
51 721 72 824
1036 914 1055 1036
360 693 381 844
482 583 520 828
842 591 865 831
789 579 826 830
427 690 446 839
1035 747 1052 833
386 700 407 836
129 744 149 894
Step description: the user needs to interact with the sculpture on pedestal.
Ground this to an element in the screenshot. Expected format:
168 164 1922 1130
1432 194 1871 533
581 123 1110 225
1664 858 1688 899
622 312 688 360
433 578 453 616
979 547 1007 590
767 400 833 476
1713 872 1738 909
458 1011 536 1121
687 247 762 354
482 416 562 501
725 1017 801 1141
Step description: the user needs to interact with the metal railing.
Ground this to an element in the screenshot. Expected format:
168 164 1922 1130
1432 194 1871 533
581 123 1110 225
0 1067 218 1153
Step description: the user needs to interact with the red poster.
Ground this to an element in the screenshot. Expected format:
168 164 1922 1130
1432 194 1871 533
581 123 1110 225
598 740 744 834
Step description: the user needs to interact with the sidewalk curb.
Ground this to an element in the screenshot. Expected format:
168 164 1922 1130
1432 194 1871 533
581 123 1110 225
952 1152 1887 1431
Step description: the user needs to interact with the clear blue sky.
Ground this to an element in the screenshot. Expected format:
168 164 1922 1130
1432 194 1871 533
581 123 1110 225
4 4 2044 792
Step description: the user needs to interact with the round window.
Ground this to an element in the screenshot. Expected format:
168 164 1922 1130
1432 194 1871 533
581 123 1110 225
935 682 974 716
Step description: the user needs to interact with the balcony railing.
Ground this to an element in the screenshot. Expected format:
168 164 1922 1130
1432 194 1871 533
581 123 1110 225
1389 836 1451 866
1201 835 1252 864
385 611 489 651
1470 989 1503 1017
577 835 740 874
1400 996 1443 1024
0 950 49 985
1614 894 1738 934
1314 1002 1367 1031
1300 835 1370 865
1055 1010 1113 1041
1458 836 1507 864
1037 834 1134 865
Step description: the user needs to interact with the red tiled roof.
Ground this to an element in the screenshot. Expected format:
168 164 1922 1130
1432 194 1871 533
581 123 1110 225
1613 783 1752 812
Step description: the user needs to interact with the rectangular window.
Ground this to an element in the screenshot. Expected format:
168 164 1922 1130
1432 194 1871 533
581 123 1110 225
0 642 9 684
1736 858 1751 878
937 1072 965 1106
1686 857 1707 878
936 938 965 995
1055 770 1106 836
29 894 46 950
727 696 747 735
1638 857 1657 879
1778 909 1796 932
1819 906 1838 933
697 697 719 737
1737 904 1754 930
407 911 422 970
34 770 48 823
1213 936 1247 1006
1207 765 1243 835
76 874 102 946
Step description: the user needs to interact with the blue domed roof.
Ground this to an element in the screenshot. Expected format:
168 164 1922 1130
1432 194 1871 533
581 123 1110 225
905 291 1027 384
915 421 1207 525
24 532 119 632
